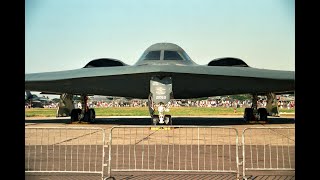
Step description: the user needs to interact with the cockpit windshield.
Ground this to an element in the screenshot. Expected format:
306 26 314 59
163 51 183 60
135 43 197 66
143 51 161 60
141 50 191 62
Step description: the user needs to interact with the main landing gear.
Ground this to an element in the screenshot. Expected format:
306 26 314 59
69 95 95 124
243 107 268 122
243 94 269 123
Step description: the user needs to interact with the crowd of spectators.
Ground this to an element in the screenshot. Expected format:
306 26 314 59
26 96 295 109
89 98 294 109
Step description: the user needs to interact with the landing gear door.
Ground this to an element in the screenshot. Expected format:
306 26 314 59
150 76 172 104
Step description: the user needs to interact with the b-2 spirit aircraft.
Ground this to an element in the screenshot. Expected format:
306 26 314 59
25 42 294 124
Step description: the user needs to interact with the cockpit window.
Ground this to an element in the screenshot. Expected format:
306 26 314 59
164 51 184 60
143 51 161 60
181 51 191 61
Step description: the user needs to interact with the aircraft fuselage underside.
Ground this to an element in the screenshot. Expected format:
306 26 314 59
63 77 278 125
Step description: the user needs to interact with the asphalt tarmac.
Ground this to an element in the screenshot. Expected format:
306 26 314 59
25 116 295 180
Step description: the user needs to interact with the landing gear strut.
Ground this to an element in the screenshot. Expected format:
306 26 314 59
148 76 173 125
149 94 172 125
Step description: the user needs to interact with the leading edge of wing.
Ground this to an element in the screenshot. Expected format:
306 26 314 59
25 65 294 82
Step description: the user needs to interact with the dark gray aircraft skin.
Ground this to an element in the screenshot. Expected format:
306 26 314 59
25 42 294 124
25 43 294 98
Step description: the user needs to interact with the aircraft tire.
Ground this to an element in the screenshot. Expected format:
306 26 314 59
70 109 79 123
89 109 96 123
76 108 82 114
258 108 268 121
164 115 172 125
244 108 254 122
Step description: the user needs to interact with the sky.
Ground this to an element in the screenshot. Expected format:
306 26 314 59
25 0 294 98
25 0 295 73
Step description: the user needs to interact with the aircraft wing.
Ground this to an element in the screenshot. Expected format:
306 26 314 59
25 65 294 99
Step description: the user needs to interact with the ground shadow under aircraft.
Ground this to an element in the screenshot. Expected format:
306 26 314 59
25 116 295 125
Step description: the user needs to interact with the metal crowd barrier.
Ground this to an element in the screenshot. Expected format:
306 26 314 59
25 126 295 180
25 127 106 180
242 127 295 178
107 126 240 179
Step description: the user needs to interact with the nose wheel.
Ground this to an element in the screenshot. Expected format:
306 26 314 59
164 115 172 125
151 115 172 125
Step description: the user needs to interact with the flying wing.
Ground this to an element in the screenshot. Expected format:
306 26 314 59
25 64 294 99
25 42 294 124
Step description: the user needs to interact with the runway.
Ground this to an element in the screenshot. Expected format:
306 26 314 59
25 116 295 180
